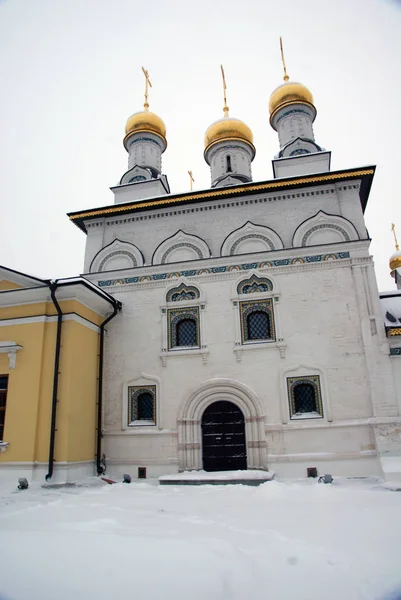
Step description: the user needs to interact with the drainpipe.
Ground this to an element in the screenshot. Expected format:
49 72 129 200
96 302 120 475
46 281 63 481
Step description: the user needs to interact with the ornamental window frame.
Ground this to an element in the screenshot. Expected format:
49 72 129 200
122 373 161 431
231 272 285 361
287 375 323 420
128 385 157 426
160 279 208 365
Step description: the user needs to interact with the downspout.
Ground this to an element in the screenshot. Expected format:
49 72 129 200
46 281 63 481
96 302 120 475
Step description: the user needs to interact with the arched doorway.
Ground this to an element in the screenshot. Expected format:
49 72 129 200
201 401 247 471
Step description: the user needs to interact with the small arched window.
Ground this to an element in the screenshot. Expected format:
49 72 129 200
247 310 270 340
176 318 198 347
226 155 232 173
293 383 317 414
128 385 156 425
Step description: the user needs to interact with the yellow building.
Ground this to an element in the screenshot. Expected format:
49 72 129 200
0 266 120 483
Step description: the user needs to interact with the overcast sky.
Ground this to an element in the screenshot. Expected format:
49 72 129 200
0 0 400 291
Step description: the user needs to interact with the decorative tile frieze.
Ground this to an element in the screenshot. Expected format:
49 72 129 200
98 251 350 287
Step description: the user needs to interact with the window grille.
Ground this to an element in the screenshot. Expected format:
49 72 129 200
240 300 275 343
128 385 156 424
247 311 270 340
168 306 200 349
0 376 8 440
287 375 323 419
293 383 317 413
176 318 197 346
137 392 154 420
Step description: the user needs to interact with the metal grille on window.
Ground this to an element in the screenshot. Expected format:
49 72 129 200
0 376 8 440
247 311 270 340
293 383 317 413
176 318 197 346
137 392 154 420
240 299 275 344
128 385 156 424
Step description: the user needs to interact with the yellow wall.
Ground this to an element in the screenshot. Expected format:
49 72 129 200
0 302 102 466
0 280 23 290
1 299 104 326
0 321 48 461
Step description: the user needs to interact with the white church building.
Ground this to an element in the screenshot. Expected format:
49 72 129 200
68 66 401 482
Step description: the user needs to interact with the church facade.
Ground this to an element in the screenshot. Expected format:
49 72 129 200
1 64 401 483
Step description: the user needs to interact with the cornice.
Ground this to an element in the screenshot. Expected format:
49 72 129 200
68 167 375 232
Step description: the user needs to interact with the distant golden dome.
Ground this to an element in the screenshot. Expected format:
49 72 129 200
125 110 166 142
204 117 254 152
269 81 314 117
390 250 401 271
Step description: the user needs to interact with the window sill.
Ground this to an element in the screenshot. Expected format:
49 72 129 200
290 412 323 421
128 421 156 427
234 339 286 361
160 346 209 366
0 442 9 453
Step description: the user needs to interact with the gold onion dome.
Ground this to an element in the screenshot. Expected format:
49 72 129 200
269 81 314 117
204 117 254 151
125 111 166 142
390 224 401 271
269 38 315 128
390 251 401 271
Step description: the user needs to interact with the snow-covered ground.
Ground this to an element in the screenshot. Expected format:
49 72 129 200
1 477 401 600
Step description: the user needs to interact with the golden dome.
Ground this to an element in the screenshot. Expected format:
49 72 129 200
390 250 401 271
204 117 254 152
269 81 314 117
125 110 166 141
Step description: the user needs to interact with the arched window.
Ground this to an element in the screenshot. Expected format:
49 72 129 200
287 375 323 420
128 385 156 424
293 383 317 414
226 155 232 173
137 392 154 420
176 318 197 347
247 310 270 340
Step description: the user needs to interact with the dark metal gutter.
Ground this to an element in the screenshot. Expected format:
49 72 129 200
46 281 63 481
96 301 121 475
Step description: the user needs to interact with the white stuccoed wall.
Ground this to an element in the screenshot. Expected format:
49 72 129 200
80 173 401 480
91 248 398 479
83 181 367 273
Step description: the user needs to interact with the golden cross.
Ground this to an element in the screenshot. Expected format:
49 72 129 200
141 66 152 111
220 65 229 117
391 223 399 251
188 170 195 191
280 37 290 82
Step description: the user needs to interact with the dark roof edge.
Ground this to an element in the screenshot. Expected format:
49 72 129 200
68 166 376 233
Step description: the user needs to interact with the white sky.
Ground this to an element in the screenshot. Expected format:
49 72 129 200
0 0 400 291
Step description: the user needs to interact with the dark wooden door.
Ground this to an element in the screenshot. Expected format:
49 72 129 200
201 401 247 472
